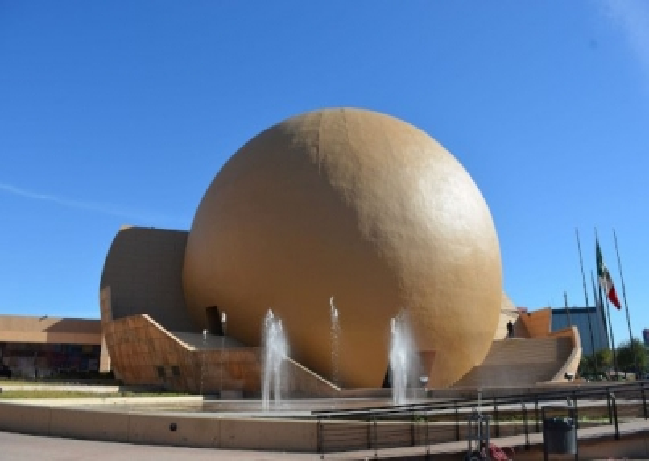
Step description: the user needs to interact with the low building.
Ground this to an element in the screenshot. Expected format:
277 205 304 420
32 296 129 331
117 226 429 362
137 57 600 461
0 315 106 378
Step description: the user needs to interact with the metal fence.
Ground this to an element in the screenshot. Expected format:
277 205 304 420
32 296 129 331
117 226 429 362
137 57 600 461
313 381 649 458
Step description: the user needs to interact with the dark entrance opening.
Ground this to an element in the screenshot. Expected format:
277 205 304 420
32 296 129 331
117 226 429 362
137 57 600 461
382 367 392 388
205 306 224 336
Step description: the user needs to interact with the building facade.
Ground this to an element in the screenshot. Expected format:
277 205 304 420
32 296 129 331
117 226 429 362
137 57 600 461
0 315 105 378
552 306 609 356
95 108 581 393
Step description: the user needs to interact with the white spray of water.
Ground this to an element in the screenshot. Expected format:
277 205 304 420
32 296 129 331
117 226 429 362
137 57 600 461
389 310 418 405
329 297 341 387
261 309 289 411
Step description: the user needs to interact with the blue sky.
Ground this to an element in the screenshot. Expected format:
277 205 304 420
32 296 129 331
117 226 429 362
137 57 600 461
1 1 648 345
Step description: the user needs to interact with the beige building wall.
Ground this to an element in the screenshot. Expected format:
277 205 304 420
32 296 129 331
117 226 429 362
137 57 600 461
100 226 194 332
99 333 111 373
99 287 113 372
549 326 582 381
494 291 520 340
518 308 552 338
0 315 101 346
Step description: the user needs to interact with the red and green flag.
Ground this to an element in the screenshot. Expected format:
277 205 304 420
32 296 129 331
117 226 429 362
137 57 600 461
596 239 621 310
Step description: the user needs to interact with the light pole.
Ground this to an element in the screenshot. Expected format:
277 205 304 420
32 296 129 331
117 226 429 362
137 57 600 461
220 312 227 398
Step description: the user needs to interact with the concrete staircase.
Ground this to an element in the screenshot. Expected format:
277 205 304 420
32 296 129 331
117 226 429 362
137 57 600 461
170 331 250 392
170 331 245 349
452 337 573 388
170 330 339 397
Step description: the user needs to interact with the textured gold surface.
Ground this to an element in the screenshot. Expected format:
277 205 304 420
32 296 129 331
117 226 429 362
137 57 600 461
183 108 502 388
104 315 260 393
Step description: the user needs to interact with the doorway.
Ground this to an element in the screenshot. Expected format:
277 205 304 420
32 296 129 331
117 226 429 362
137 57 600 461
205 306 224 336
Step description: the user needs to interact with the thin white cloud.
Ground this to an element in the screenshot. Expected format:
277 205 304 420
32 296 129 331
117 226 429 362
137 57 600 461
0 181 186 226
600 0 649 87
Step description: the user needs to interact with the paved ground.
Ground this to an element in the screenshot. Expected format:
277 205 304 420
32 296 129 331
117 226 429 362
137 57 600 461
3 419 649 460
2 384 648 460
0 432 322 461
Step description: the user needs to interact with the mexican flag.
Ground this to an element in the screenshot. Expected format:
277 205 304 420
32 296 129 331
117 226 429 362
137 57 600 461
596 239 622 310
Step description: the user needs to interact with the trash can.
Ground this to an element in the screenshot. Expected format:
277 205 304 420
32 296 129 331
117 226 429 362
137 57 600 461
544 417 576 455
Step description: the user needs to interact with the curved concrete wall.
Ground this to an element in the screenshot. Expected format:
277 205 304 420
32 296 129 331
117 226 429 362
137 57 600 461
0 403 317 451
0 399 644 458
517 308 552 339
495 291 520 340
100 227 194 332
549 326 582 382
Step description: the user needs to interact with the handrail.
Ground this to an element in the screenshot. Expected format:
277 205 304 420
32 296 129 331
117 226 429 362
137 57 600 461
312 380 647 418
316 381 647 457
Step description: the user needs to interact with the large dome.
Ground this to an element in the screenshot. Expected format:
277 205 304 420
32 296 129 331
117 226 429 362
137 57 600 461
182 107 502 388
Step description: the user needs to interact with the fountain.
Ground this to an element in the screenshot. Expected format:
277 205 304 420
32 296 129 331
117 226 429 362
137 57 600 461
220 312 227 398
200 328 208 395
389 310 418 405
329 297 340 387
261 308 289 411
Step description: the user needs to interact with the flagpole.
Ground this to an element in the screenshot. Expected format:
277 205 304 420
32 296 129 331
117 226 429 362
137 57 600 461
596 225 618 375
591 269 608 352
613 229 638 376
576 228 597 372
563 291 573 327
602 286 618 375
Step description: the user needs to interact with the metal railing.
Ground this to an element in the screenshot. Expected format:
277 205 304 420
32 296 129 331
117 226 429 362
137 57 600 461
314 381 649 458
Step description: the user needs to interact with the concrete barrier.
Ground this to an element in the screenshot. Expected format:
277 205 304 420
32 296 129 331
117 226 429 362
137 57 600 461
0 403 51 435
127 413 220 448
0 401 318 451
220 417 317 451
0 400 647 457
49 407 129 442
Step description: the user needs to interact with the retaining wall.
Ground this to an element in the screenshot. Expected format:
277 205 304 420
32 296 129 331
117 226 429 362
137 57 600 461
0 402 318 452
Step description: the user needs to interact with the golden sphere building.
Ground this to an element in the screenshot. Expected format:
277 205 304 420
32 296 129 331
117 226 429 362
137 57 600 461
99 108 580 394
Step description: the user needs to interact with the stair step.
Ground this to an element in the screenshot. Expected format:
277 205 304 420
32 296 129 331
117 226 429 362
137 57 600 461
453 337 574 388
